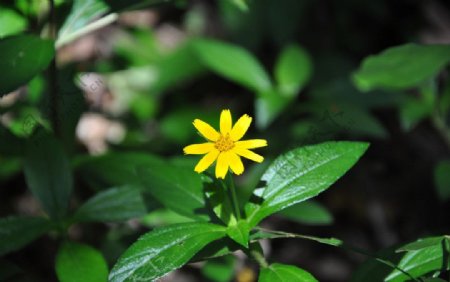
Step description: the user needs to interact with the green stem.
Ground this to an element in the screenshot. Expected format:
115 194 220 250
253 228 421 282
227 176 241 221
248 242 268 268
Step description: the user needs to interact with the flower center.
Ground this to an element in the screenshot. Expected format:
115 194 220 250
215 134 235 152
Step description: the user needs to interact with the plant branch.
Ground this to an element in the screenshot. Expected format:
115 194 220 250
252 228 421 282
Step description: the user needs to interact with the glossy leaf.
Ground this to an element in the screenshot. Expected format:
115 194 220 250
57 0 109 48
56 241 108 282
226 220 250 247
74 185 147 222
279 200 333 225
353 44 450 91
397 236 446 253
193 39 272 92
0 8 27 38
0 216 51 256
0 35 54 96
246 141 369 227
137 163 208 220
386 237 449 281
259 263 318 282
109 222 227 282
24 131 73 219
275 44 312 97
434 161 450 202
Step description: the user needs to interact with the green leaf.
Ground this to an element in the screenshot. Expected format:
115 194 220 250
109 222 227 282
246 141 369 227
193 39 272 92
278 200 333 225
74 185 147 222
57 0 109 48
353 44 450 91
137 163 209 221
56 241 108 282
74 152 163 189
226 220 250 247
0 8 27 38
385 237 449 282
275 44 312 97
399 96 434 131
205 176 237 226
202 255 236 282
255 89 290 129
259 263 318 282
0 216 51 256
434 161 450 202
0 35 54 96
24 131 73 219
397 236 445 252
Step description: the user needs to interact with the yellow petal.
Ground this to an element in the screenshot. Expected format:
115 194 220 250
230 114 252 141
234 148 264 163
228 152 244 175
183 143 215 155
193 119 220 141
235 139 267 149
215 152 230 179
195 149 220 173
220 109 232 135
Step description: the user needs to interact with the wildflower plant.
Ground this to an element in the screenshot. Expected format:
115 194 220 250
109 110 370 281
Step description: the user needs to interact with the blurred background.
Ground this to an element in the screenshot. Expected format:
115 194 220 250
1 0 450 281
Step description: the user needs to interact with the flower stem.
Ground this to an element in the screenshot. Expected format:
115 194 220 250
227 175 241 221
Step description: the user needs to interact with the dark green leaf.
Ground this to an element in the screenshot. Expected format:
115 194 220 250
137 163 208 221
278 200 333 225
275 44 312 97
0 35 54 96
24 131 73 219
105 0 173 12
74 152 163 189
74 185 147 222
193 39 272 92
0 216 51 256
353 44 450 91
56 241 108 282
246 141 369 227
109 222 227 282
259 263 318 282
226 220 250 247
434 161 450 202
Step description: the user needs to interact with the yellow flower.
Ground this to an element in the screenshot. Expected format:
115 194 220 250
183 109 267 179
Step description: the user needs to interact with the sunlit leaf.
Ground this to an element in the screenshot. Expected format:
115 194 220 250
259 263 318 282
246 141 369 227
109 222 227 282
